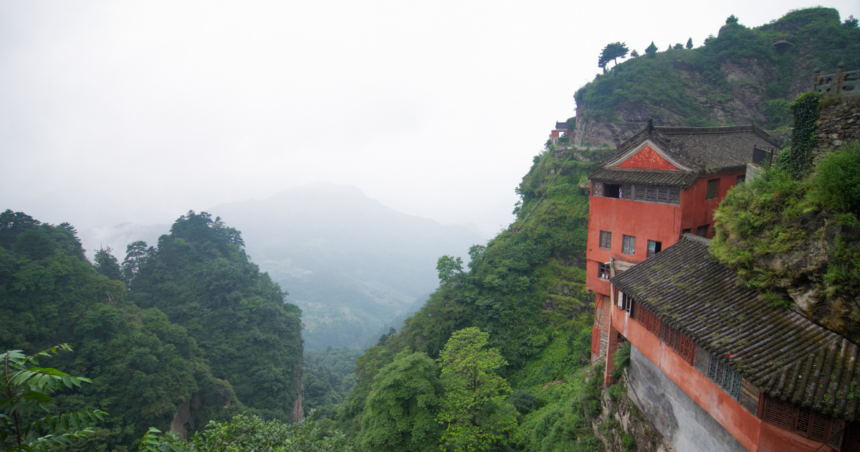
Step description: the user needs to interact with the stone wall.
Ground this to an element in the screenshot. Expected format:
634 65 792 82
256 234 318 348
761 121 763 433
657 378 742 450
627 346 747 452
814 94 860 157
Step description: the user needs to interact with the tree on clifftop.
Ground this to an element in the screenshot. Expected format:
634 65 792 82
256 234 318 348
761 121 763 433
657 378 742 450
686 37 693 49
645 41 657 58
598 42 629 69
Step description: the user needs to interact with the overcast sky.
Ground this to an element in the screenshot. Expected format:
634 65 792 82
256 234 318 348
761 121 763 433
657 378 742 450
2 1 858 238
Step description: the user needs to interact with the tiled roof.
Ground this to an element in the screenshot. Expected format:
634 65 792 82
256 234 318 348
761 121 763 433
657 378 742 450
555 121 569 130
611 236 860 421
590 123 781 187
589 167 699 187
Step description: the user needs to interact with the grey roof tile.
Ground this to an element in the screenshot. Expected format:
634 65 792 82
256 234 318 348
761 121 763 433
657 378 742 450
589 124 781 188
611 235 860 421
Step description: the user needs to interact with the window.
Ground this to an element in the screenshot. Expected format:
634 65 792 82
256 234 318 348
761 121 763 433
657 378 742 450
682 228 692 235
629 185 681 205
604 183 621 198
761 395 848 448
647 240 662 257
597 262 610 280
707 357 741 399
737 175 746 184
618 292 634 313
592 182 603 197
706 179 720 200
599 231 612 249
622 235 635 255
696 225 709 238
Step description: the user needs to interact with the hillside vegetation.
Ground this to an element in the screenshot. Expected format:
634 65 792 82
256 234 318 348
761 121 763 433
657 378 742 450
0 211 243 451
312 148 620 451
573 7 860 146
712 94 860 341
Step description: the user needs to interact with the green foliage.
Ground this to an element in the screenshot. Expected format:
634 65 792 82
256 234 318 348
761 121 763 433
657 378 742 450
574 8 860 129
686 38 693 49
93 247 122 282
644 41 657 58
0 211 239 450
712 140 860 336
1 345 106 452
331 149 605 450
612 342 631 379
437 328 517 452
726 14 739 24
128 211 303 422
607 383 626 402
598 42 629 69
436 256 463 286
814 142 860 214
514 369 603 452
785 92 822 177
358 350 441 452
140 413 348 452
302 348 361 414
621 430 636 450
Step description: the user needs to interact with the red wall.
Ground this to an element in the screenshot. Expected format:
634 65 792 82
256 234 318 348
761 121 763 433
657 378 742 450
586 186 683 297
611 304 840 452
680 171 745 237
611 304 761 451
615 145 680 170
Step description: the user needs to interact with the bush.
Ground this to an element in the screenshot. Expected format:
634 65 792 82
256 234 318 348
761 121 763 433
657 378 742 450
814 142 860 215
612 342 632 379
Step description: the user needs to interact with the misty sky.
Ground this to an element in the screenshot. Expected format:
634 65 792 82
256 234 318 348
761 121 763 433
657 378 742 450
2 1 858 237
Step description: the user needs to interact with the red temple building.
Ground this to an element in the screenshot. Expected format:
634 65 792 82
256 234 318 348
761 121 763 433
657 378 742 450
588 121 779 365
585 122 860 451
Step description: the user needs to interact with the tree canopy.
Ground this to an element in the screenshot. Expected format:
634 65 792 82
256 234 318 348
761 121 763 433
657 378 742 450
598 42 629 68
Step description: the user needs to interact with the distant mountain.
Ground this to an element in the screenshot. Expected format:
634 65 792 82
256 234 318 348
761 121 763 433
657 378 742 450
209 183 486 297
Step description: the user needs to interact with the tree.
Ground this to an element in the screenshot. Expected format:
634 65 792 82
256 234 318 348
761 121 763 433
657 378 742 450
645 41 657 58
673 43 684 50
845 15 859 29
359 350 442 452
0 211 40 251
597 42 629 69
686 38 693 49
726 14 739 24
436 256 463 285
121 241 150 283
437 328 517 452
93 247 122 282
630 49 639 58
1 345 106 452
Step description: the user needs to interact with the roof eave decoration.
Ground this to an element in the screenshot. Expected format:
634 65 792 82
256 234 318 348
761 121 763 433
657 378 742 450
603 139 694 171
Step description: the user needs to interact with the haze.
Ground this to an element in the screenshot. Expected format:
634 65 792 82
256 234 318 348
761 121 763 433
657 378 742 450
2 0 858 237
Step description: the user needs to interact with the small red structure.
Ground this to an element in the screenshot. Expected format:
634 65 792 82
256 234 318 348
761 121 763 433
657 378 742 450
549 121 570 144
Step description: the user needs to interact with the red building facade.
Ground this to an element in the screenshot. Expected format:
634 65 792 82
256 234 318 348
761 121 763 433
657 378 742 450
587 123 776 365
584 123 860 451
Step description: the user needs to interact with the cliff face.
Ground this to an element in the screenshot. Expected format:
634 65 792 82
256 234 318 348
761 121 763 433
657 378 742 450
711 95 860 343
572 7 859 148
